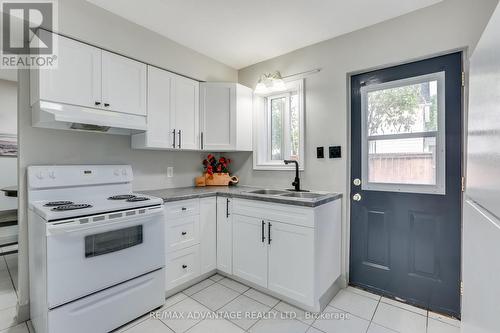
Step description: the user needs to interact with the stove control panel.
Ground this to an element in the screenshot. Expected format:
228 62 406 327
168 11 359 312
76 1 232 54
28 165 134 189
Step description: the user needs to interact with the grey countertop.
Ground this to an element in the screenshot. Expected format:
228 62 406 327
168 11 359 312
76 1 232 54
139 185 342 208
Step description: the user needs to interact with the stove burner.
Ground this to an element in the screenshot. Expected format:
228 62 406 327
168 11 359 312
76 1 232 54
126 197 150 202
44 201 74 207
108 195 136 200
51 204 93 211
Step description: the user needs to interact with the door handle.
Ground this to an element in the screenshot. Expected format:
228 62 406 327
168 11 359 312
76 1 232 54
268 222 272 245
353 193 362 201
178 130 182 149
226 198 230 218
261 220 266 243
172 129 176 148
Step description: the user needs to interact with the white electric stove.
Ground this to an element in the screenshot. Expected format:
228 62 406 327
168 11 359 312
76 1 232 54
28 165 165 333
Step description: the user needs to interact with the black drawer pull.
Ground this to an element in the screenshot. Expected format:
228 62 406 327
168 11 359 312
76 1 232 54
181 207 187 211
181 231 187 235
94 101 101 106
182 264 188 269
104 103 110 107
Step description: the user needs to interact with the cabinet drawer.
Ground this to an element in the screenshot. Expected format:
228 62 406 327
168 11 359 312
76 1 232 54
166 215 200 252
165 199 200 219
166 245 200 291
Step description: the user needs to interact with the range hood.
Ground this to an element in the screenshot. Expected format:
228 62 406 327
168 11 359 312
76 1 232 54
32 101 147 135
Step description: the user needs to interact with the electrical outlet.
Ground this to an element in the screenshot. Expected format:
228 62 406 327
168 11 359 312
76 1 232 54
167 167 174 178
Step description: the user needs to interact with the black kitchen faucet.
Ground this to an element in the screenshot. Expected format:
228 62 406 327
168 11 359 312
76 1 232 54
284 160 301 191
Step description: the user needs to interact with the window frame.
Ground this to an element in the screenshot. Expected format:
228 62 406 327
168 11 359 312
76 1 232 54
253 79 305 171
360 71 446 195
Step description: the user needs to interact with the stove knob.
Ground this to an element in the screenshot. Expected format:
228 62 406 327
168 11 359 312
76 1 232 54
36 171 44 179
113 169 120 176
122 169 127 176
48 171 56 179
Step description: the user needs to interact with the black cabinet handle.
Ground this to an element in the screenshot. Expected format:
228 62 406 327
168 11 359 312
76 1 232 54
178 130 182 149
94 101 101 106
261 220 266 243
268 222 272 245
181 207 187 211
104 103 110 107
172 129 176 148
181 231 187 235
226 198 230 218
201 132 204 150
182 264 188 269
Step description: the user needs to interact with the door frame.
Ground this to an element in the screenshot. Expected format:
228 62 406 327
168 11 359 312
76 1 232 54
344 48 468 302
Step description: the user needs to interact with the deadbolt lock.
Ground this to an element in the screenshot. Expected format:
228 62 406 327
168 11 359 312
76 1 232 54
353 193 362 201
353 178 361 186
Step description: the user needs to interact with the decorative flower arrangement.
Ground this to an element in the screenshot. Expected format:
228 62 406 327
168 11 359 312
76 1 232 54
203 154 231 175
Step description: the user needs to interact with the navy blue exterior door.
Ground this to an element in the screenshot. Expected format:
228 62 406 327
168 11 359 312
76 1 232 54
349 53 462 318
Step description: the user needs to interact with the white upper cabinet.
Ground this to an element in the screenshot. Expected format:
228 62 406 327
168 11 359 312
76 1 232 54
172 76 200 150
132 66 199 150
31 34 101 108
101 51 147 116
133 66 174 148
200 83 253 151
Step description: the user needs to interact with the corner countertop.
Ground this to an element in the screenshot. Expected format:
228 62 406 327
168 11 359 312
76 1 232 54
138 185 342 208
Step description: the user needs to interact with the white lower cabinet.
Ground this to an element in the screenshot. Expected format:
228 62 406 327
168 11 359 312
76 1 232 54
165 197 216 291
163 195 341 312
267 221 314 306
165 245 200 290
232 215 268 288
200 197 217 274
216 197 233 274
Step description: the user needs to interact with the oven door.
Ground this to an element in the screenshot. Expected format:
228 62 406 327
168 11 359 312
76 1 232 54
46 205 165 308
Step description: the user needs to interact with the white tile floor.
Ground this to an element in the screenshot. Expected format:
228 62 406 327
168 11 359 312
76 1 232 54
114 276 461 333
0 245 32 333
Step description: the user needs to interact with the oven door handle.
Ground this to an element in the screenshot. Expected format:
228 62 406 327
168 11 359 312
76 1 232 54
48 207 164 235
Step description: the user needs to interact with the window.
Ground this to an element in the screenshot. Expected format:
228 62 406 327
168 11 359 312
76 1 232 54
254 79 304 170
361 72 445 194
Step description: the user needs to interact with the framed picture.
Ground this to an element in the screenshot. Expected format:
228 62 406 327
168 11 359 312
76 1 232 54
0 134 17 157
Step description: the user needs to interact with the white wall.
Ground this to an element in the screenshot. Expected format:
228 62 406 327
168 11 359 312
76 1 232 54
233 0 499 286
0 79 17 211
17 0 237 320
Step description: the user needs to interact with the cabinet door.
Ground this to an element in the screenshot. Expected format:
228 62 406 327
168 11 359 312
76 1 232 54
146 66 174 148
101 51 147 116
172 76 199 150
200 197 217 274
166 245 200 291
200 83 236 151
232 214 268 288
216 197 232 274
37 34 101 108
267 221 314 306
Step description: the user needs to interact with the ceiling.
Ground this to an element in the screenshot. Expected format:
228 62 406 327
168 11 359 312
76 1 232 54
95 1 440 69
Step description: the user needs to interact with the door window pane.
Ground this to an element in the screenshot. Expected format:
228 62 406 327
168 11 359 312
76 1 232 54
367 80 438 136
361 72 445 194
368 137 436 185
270 97 285 160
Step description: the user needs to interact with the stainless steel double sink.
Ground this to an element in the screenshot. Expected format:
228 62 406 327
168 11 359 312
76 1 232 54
247 189 325 199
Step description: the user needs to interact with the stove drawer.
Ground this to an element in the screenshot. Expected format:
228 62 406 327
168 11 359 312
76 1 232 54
47 269 164 333
165 199 199 219
166 245 200 291
166 215 200 252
